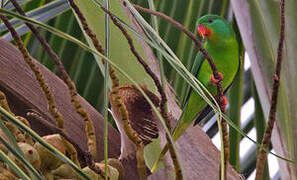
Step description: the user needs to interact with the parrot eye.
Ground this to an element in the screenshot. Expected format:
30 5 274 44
208 18 213 23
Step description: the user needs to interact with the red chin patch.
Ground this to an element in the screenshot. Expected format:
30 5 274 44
197 24 212 38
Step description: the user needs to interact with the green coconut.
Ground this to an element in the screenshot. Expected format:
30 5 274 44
100 158 124 180
8 142 40 174
34 134 65 171
82 162 119 180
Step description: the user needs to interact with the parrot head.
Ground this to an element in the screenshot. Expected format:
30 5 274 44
196 15 233 41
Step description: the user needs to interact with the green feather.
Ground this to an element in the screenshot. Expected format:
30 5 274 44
181 52 204 108
151 14 240 172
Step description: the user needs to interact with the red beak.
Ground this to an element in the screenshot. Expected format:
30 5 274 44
197 24 211 38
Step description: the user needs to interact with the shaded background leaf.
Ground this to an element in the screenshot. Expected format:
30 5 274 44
231 0 297 179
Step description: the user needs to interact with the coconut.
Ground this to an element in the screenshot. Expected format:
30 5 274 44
34 134 65 171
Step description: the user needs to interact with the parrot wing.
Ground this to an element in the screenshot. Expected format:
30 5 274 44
193 54 242 126
182 51 205 108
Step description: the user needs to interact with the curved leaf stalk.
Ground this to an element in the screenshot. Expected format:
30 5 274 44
220 117 228 180
101 5 168 129
105 15 146 180
255 0 286 179
79 0 219 117
0 14 65 131
131 4 225 117
68 0 147 178
26 110 107 178
174 0 195 100
0 107 91 179
108 56 147 179
146 0 168 121
9 0 97 163
23 0 45 47
0 6 166 177
1 5 293 165
147 1 183 178
0 96 39 179
0 117 42 179
0 12 80 176
2 120 24 143
217 117 225 180
109 79 147 179
0 149 30 180
0 136 41 179
102 4 183 179
65 37 97 165
103 0 110 179
0 9 81 168
132 4 229 179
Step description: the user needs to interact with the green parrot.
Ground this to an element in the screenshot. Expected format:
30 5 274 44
151 14 240 172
